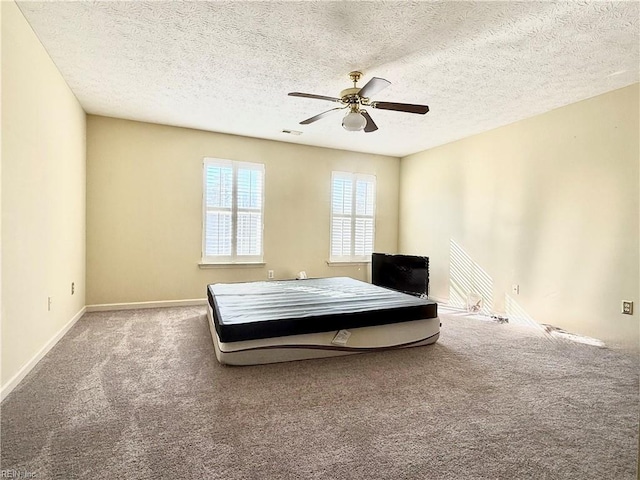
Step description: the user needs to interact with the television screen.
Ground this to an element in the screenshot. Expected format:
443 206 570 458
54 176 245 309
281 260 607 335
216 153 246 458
372 253 429 297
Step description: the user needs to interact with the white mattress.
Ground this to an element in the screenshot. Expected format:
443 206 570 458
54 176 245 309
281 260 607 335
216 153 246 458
207 277 440 365
208 277 438 343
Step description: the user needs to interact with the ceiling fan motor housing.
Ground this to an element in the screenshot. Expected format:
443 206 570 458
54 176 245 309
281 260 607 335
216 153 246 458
340 87 361 99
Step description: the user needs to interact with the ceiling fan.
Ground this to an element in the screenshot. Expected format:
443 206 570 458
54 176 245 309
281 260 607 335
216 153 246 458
288 71 429 133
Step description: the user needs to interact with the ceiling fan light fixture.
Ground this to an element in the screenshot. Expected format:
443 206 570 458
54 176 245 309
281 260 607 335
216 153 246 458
342 110 366 131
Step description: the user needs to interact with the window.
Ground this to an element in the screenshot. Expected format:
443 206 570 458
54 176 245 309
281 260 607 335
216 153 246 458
330 172 376 262
202 158 264 264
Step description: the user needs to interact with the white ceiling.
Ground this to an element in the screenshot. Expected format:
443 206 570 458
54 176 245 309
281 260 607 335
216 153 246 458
17 1 640 158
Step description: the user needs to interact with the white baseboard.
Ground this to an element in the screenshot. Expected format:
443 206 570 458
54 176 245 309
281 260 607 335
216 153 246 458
85 298 207 312
1 306 86 402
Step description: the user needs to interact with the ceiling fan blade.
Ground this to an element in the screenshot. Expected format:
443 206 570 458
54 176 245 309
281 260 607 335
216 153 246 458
300 107 345 125
371 101 429 114
357 77 391 99
360 110 378 133
288 92 342 103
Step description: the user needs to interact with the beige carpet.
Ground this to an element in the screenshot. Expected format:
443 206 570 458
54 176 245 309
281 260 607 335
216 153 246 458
1 306 638 479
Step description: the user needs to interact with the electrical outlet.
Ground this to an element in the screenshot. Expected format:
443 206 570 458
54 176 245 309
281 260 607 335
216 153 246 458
268 270 274 280
48 296 53 311
71 282 75 295
622 301 633 315
511 284 520 295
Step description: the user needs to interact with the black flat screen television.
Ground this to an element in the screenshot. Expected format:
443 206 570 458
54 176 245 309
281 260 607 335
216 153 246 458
372 253 429 297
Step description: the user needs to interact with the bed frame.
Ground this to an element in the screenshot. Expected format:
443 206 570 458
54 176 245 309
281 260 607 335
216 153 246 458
206 277 439 366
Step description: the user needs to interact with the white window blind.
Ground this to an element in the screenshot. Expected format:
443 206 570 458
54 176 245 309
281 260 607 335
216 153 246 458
202 158 264 263
330 172 376 262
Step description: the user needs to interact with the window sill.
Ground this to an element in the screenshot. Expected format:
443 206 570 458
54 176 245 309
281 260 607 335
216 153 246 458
198 262 266 269
326 260 371 266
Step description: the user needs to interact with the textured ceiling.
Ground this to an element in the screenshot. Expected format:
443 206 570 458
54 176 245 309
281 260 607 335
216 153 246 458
16 1 640 157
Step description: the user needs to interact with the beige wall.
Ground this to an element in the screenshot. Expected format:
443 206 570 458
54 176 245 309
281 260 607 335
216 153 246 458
86 116 399 305
399 84 639 348
1 1 86 387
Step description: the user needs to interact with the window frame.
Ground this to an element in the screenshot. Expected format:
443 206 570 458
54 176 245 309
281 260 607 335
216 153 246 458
329 171 376 263
201 158 265 265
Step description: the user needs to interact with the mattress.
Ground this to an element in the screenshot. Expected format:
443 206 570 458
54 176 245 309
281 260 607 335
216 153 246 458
207 276 438 343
